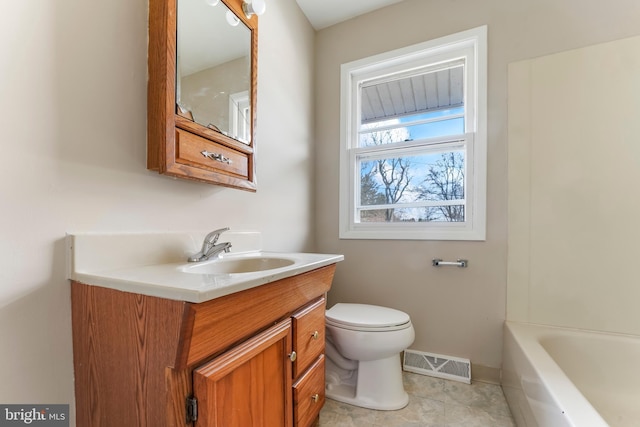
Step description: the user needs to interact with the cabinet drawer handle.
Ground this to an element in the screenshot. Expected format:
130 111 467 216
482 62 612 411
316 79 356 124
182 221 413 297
311 394 319 403
201 150 232 164
288 351 297 362
311 331 319 340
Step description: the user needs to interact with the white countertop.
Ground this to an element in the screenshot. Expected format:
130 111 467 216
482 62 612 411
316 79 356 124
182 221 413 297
67 232 343 303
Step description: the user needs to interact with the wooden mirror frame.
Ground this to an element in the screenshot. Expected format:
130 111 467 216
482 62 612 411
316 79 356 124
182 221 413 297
147 0 258 191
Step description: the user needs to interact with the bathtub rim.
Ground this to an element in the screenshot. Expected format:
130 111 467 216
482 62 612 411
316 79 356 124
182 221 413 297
503 321 612 427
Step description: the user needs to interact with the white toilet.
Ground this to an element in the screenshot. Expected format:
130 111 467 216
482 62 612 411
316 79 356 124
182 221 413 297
324 303 415 410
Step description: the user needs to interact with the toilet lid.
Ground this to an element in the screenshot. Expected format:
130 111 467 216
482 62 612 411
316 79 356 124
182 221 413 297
325 303 411 329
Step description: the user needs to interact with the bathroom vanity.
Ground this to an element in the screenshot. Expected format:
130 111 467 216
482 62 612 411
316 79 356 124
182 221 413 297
68 232 342 426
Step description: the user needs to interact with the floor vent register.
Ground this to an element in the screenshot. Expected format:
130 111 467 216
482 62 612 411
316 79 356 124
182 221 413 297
403 349 471 384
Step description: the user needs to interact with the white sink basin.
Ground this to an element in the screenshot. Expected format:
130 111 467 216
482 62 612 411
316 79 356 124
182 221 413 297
180 256 295 275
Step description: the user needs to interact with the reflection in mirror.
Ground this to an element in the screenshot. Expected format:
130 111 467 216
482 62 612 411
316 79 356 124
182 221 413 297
177 0 252 144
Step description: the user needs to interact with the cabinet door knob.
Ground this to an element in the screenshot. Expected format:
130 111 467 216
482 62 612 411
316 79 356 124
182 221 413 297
288 351 297 362
311 331 319 340
311 394 319 403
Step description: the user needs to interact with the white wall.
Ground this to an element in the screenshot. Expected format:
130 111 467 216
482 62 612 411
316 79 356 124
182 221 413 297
314 0 640 380
508 35 640 334
0 0 315 423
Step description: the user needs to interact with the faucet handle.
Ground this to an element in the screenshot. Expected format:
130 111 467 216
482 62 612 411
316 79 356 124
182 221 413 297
205 227 229 244
188 229 231 262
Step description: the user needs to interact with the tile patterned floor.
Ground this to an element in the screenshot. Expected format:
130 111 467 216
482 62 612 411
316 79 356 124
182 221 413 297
319 372 515 426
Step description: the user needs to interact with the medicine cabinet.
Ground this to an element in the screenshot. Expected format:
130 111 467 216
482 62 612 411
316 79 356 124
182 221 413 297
147 0 258 190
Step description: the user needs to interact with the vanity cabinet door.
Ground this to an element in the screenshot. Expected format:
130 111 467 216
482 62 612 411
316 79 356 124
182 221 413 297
292 297 326 378
193 319 293 427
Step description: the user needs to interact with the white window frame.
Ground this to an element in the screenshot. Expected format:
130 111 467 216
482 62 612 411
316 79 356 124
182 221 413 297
229 90 251 144
339 26 487 241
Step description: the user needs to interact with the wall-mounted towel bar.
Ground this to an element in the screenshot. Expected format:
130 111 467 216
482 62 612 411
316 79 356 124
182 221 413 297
432 259 468 268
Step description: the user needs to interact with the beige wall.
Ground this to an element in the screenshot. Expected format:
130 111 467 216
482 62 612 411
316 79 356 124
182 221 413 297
508 35 640 334
0 0 314 423
314 0 640 378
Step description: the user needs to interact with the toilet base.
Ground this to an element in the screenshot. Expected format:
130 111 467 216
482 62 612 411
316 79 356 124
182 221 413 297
325 353 409 411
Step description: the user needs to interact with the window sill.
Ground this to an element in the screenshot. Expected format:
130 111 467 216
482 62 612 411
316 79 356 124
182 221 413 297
339 224 486 241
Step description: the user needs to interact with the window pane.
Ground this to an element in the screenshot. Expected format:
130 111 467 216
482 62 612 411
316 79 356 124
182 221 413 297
359 120 412 146
359 114 464 147
359 206 465 222
359 151 464 201
420 151 465 201
360 65 464 123
360 117 464 147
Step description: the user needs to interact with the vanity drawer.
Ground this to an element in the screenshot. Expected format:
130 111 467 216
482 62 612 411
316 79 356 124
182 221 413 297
293 355 325 427
175 128 249 179
292 297 325 378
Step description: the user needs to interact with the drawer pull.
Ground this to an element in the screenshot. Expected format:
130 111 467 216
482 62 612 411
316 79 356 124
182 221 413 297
288 351 297 362
201 150 232 164
311 331 319 340
311 394 319 403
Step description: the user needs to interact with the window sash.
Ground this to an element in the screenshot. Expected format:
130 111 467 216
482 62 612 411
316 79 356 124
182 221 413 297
358 61 466 132
353 135 469 221
350 51 475 151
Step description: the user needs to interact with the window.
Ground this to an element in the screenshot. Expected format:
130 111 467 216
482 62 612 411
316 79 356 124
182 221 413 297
339 26 487 240
229 91 251 144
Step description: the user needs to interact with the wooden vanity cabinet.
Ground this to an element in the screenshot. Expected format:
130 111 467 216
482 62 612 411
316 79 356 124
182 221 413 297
71 265 336 427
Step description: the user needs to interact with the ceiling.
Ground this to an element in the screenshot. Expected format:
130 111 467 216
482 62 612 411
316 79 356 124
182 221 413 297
295 0 405 30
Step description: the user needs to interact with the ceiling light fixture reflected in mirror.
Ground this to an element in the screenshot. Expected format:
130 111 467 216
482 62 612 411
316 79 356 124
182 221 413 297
242 0 266 18
204 0 220 6
225 9 240 26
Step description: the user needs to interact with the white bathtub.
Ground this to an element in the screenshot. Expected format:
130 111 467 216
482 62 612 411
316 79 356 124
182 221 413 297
502 322 640 427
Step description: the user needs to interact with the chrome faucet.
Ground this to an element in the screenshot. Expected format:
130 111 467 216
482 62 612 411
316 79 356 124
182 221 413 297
188 227 232 262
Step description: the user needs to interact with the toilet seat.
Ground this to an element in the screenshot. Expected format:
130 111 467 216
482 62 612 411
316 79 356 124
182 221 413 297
326 303 411 332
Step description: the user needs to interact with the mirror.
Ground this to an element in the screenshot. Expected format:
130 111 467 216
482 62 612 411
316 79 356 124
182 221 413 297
176 0 252 144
